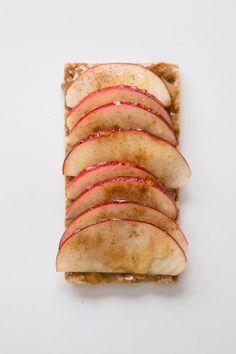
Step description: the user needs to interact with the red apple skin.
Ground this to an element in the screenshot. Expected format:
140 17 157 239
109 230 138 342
65 176 178 221
65 63 171 108
66 85 172 129
67 102 176 146
59 201 188 251
66 161 157 200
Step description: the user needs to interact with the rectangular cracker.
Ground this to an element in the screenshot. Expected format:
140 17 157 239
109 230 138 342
62 62 180 284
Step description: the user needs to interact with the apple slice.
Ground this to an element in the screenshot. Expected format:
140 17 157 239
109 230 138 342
66 85 172 129
63 130 191 189
66 63 171 108
56 219 187 275
60 202 187 251
67 162 156 200
66 176 177 220
67 102 176 146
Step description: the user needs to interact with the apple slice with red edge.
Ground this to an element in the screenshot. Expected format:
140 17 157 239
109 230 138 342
66 85 172 129
56 219 187 275
66 176 177 220
66 63 171 108
60 202 187 251
67 102 176 146
63 130 191 189
67 161 156 200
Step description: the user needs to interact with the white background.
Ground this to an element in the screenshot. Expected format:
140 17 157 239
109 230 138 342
0 0 236 353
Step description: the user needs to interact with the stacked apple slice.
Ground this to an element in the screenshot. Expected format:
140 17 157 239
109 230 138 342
57 63 191 279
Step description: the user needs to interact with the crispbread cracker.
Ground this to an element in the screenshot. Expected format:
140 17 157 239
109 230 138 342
62 62 180 284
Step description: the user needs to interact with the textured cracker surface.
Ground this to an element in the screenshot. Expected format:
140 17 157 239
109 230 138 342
62 62 180 284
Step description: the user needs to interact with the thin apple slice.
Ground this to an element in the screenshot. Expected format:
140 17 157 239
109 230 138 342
66 63 171 108
67 162 156 200
60 202 187 251
56 219 187 275
66 176 177 220
67 102 176 146
63 130 191 189
66 85 172 129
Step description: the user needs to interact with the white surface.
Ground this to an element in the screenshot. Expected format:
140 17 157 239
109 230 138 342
0 1 236 353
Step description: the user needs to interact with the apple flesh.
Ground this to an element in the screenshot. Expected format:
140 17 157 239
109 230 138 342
66 63 171 108
66 176 177 220
56 219 187 275
63 130 191 189
66 85 172 130
67 102 176 146
60 202 187 251
66 161 156 200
